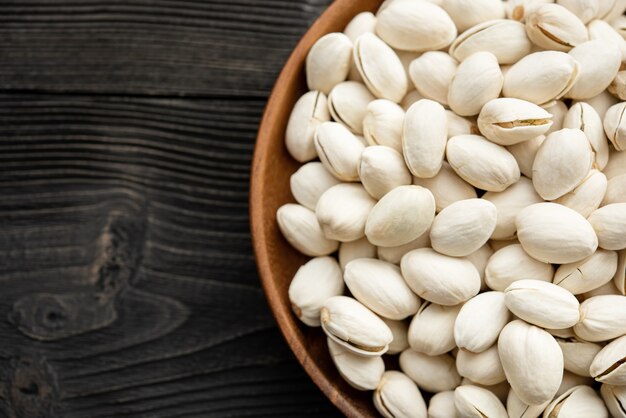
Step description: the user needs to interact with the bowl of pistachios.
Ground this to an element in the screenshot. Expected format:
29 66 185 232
250 0 626 417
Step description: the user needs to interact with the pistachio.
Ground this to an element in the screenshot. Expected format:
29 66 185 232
506 0 555 22
408 302 461 356
343 11 377 43
563 103 610 169
478 98 553 146
373 371 428 418
579 90 619 119
338 237 377 269
314 121 365 181
328 338 385 390
315 183 376 242
377 229 431 265
400 89 424 111
441 0 506 32
413 162 478 213
402 99 447 178
399 349 462 393
566 40 622 99
457 346 507 386
574 295 626 341
446 110 479 138
543 385 609 418
381 318 410 355
556 372 595 398
448 52 504 116
543 100 568 135
285 90 330 162
454 291 511 353
588 19 626 62
506 388 551 418
554 170 608 218
582 280 622 298
408 52 458 106
507 135 545 178
327 81 375 134
276 204 339 256
555 337 604 377
605 149 626 180
603 102 626 151
454 384 508 418
365 185 435 247
306 33 353 95
359 145 412 199
321 296 393 357
485 244 554 291
596 0 626 22
401 248 481 306
600 384 626 418
362 99 405 151
554 249 619 295
556 0 600 23
463 379 511 405
428 391 459 418
525 3 589 51
588 203 626 250
290 162 342 211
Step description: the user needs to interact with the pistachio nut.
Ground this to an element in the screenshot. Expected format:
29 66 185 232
449 19 532 64
446 110 480 138
588 203 626 250
477 98 553 146
320 296 393 357
503 51 579 105
441 0 506 32
604 102 626 151
365 185 435 247
400 89 424 111
359 145 412 199
574 295 626 341
315 183 375 242
504 279 580 329
555 336 604 377
343 11 377 43
338 237 377 269
454 291 511 353
566 40 622 99
525 3 589 51
516 202 598 263
373 371 428 418
554 170 608 218
377 229 431 265
430 199 498 257
579 90 619 119
314 121 365 181
285 90 330 162
563 102 610 169
556 372 595 397
306 33 353 95
615 249 626 295
344 258 421 320
399 349 462 393
362 99 405 151
506 388 551 418
401 248 481 306
446 134 521 191
498 320 564 405
485 244 554 291
543 385 609 418
276 204 339 256
408 52 458 106
543 100 568 135
290 162 341 211
556 0 600 23
408 302 461 356
328 338 385 390
448 51 504 116
428 391 459 418
381 317 409 355
288 257 344 327
600 384 626 418
554 249 618 295
413 162 478 212
353 33 408 103
327 81 375 135
402 99 447 178
483 177 543 240
457 346 507 386
590 334 626 385
588 19 626 62
507 135 545 178
375 0 457 52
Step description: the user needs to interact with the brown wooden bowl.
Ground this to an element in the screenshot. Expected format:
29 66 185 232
250 0 384 416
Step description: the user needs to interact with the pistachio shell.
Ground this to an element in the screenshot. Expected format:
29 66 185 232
362 99 405 151
456 346 507 386
543 385 609 418
359 145 412 199
604 102 626 151
485 244 554 291
590 334 626 385
314 121 365 181
596 0 626 22
408 52 458 106
563 102 610 169
555 337 603 377
399 349 462 393
377 230 431 265
400 89 424 111
554 170 608 217
382 318 410 355
567 40 622 99
557 0 600 23
328 338 384 391
403 99 447 178
373 371 428 418
543 100 568 135
276 204 339 256
306 33 353 95
428 391 459 418
462 379 511 405
579 90 619 119
413 162 478 212
455 385 508 418
506 388 551 418
507 135 545 178
343 11 377 43
554 249 619 295
290 162 342 211
315 183 376 242
454 291 511 353
525 3 589 51
588 203 626 250
506 0 557 21
582 280 622 298
588 19 626 62
574 295 626 341
338 237 377 269
600 384 626 418
285 91 330 162
327 81 375 134
441 0 506 32
408 302 461 355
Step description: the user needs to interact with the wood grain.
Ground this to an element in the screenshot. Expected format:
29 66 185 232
0 0 348 416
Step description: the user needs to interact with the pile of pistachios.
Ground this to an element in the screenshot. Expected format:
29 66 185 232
276 0 626 416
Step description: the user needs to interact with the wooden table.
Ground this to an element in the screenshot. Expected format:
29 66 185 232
0 1 342 416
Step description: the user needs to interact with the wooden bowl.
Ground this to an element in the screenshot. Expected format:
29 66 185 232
250 0 383 416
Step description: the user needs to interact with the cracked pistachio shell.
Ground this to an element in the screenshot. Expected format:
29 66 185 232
343 12 376 43
441 0 505 32
316 183 376 242
382 318 409 355
580 90 619 119
516 202 598 263
462 379 511 405
525 3 589 51
563 102 610 169
290 162 341 211
503 51 579 105
450 19 532 64
373 371 428 418
455 385 507 418
338 237 377 270
306 33 352 95
544 385 609 418
589 336 626 386
402 99 447 178
478 98 554 145
483 177 543 240
285 91 330 162
448 52 503 116
554 249 618 294
574 295 626 341
430 199 497 257
375 0 456 51
321 296 393 357
544 100 568 135
557 0 600 23
401 248 481 306
555 337 603 377
288 257 344 327
615 249 625 295
532 128 593 200
353 33 408 103
428 391 458 418
589 19 626 62
328 338 384 391
601 384 626 418
567 40 622 99
485 244 554 291
603 173 626 205
362 99 404 151
504 279 580 329
377 229 431 265
604 102 626 151
554 170 608 217
506 388 551 418
314 122 365 181
344 258 421 320
588 203 626 250
327 81 374 134
454 291 511 353
365 185 435 247
446 134 521 191
277 204 339 256
498 320 564 405
457 346 507 386
408 302 461 356
399 349 461 393
359 146 411 199
507 135 545 178
413 162 477 213
446 110 479 138
408 52 457 106
609 70 626 101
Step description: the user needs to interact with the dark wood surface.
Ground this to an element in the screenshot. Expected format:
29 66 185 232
0 1 344 417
